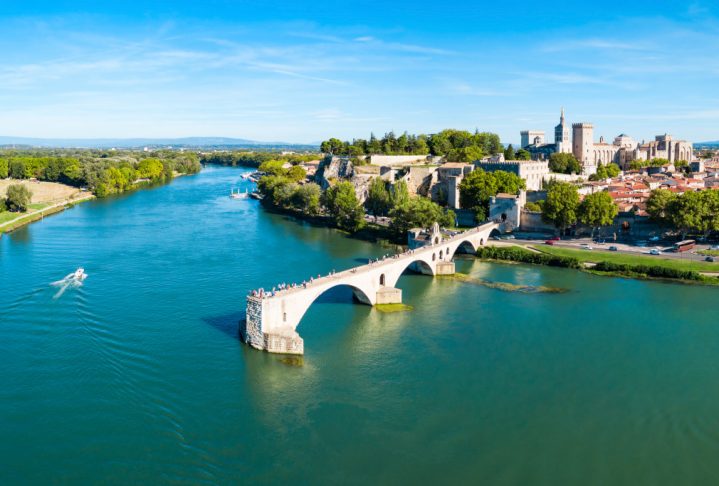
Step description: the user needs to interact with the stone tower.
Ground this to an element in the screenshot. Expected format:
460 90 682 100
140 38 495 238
572 122 594 163
554 108 570 153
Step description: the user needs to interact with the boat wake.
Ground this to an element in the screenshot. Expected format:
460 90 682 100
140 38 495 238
51 268 88 299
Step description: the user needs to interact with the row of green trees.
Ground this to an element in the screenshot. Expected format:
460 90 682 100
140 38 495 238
320 129 503 162
589 162 621 180
647 188 719 237
541 182 619 235
258 165 455 239
502 144 531 161
200 152 318 168
0 150 201 197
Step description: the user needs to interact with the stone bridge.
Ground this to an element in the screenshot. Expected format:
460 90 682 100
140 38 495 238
241 222 499 355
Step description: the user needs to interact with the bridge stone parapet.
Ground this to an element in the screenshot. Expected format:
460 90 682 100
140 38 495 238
240 222 499 355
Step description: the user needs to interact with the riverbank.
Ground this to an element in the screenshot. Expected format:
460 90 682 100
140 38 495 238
0 194 95 234
260 202 402 245
476 245 719 286
0 179 97 234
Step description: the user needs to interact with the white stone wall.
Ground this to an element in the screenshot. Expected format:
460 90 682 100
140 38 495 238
369 155 430 166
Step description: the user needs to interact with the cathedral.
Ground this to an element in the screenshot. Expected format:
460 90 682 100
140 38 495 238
521 110 693 175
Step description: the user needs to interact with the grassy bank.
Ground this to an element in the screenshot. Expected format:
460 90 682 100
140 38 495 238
534 245 719 273
477 245 719 286
0 196 93 234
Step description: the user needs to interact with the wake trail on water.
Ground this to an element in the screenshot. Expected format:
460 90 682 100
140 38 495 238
50 273 86 299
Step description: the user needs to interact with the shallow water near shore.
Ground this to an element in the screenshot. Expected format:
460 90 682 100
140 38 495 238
2 165 719 484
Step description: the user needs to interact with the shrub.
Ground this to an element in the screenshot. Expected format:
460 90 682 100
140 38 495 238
592 261 703 281
5 183 33 212
476 246 581 269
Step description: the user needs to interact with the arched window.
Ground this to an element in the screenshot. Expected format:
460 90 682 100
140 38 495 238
439 249 443 259
432 253 436 261
379 274 386 286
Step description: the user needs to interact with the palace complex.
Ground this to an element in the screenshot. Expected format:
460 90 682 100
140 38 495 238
521 110 694 174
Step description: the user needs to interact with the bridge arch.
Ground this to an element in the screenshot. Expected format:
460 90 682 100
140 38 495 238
291 282 375 332
449 239 478 259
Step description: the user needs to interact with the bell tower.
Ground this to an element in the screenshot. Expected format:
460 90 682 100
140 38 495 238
554 107 570 153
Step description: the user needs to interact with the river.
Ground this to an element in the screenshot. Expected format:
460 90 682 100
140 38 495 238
2 165 719 484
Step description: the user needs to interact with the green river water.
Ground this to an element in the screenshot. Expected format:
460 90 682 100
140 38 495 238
2 166 719 484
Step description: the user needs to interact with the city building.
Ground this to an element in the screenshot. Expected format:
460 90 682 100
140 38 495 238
475 155 549 191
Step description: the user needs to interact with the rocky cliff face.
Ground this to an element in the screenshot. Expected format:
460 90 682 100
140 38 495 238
315 156 355 189
314 156 376 203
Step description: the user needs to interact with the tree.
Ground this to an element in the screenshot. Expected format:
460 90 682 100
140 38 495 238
367 133 382 154
389 197 455 237
605 163 621 178
322 181 365 232
458 169 525 220
365 177 391 216
258 160 286 176
515 149 531 160
578 191 618 237
504 144 515 160
542 181 580 232
5 183 33 212
0 158 8 179
136 158 164 180
390 180 410 208
646 189 677 226
291 183 321 215
671 190 719 237
320 138 346 155
286 165 306 182
9 159 29 179
549 153 581 174
524 201 542 212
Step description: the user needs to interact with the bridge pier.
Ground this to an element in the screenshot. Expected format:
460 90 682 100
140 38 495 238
435 261 455 275
376 286 402 304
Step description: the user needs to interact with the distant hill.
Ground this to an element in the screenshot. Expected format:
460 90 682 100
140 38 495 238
0 136 318 150
697 140 719 147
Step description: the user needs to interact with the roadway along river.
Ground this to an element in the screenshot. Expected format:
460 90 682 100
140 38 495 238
2 165 719 484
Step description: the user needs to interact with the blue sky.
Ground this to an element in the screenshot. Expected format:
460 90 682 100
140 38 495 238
1 0 718 144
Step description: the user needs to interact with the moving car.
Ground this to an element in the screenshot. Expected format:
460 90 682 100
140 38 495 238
649 249 661 255
549 236 560 241
545 240 555 245
706 256 716 262
608 246 618 251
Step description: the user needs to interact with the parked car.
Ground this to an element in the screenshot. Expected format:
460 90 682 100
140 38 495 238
711 245 719 250
649 249 661 255
608 246 618 251
549 236 561 241
583 245 594 250
545 240 555 245
706 256 716 262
